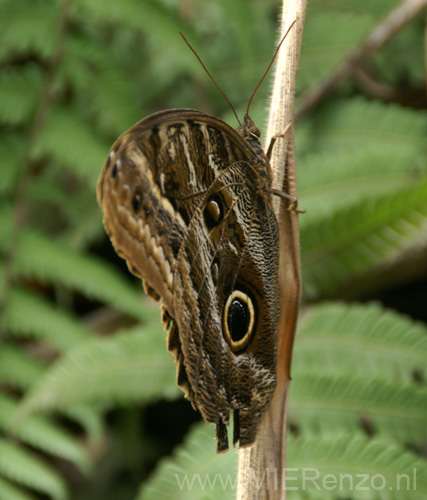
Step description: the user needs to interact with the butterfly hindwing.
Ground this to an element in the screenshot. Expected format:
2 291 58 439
173 163 279 450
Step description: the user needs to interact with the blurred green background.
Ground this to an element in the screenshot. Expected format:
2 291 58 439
0 0 426 499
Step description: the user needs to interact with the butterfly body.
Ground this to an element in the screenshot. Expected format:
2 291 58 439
97 109 279 451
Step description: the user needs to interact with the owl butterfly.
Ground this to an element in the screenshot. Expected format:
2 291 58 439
97 28 294 452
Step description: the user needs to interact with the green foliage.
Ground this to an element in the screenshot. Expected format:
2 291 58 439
0 0 425 499
292 303 427 383
21 325 179 414
0 438 67 500
3 288 94 350
136 422 238 500
289 374 426 443
301 178 427 299
134 422 427 500
10 231 148 320
0 394 91 473
286 432 427 500
133 303 427 499
0 477 39 500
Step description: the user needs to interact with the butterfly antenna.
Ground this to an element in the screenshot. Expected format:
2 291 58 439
179 32 241 126
246 20 296 116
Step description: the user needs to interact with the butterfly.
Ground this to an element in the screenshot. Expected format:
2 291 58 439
96 28 298 451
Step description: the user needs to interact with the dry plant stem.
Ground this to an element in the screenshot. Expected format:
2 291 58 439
353 67 400 101
353 66 427 108
236 0 306 499
297 0 427 120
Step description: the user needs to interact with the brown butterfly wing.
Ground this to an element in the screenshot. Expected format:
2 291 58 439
173 163 279 451
98 109 250 310
97 109 279 452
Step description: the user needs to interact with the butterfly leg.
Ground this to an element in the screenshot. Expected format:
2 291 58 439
266 121 293 159
272 188 306 214
268 122 305 213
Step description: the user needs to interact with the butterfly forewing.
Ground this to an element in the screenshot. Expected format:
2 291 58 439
97 109 279 452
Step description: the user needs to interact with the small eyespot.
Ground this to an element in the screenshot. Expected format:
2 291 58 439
105 153 112 169
172 243 180 258
223 290 255 352
111 161 119 178
204 195 223 229
211 258 219 284
132 192 142 212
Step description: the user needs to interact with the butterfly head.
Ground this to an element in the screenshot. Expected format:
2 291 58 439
239 113 261 139
236 113 269 165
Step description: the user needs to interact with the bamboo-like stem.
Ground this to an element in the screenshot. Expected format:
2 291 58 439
236 1 306 498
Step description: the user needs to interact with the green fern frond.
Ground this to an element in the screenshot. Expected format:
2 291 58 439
316 0 401 16
63 34 140 136
296 0 417 93
297 99 427 301
297 4 378 90
0 437 67 500
298 145 425 220
293 302 427 383
64 211 106 250
20 325 179 414
27 178 72 214
61 203 106 249
0 0 57 63
59 405 104 444
0 394 91 474
31 107 109 186
301 179 427 299
0 345 103 443
0 66 42 125
0 203 13 251
0 342 46 390
0 135 25 197
135 423 427 500
11 230 149 320
0 476 38 500
286 431 427 500
288 374 427 445
73 0 173 33
297 98 427 157
0 2 424 499
73 0 196 74
87 61 141 136
372 9 425 84
3 288 94 351
211 0 257 76
27 174 105 248
136 422 237 500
